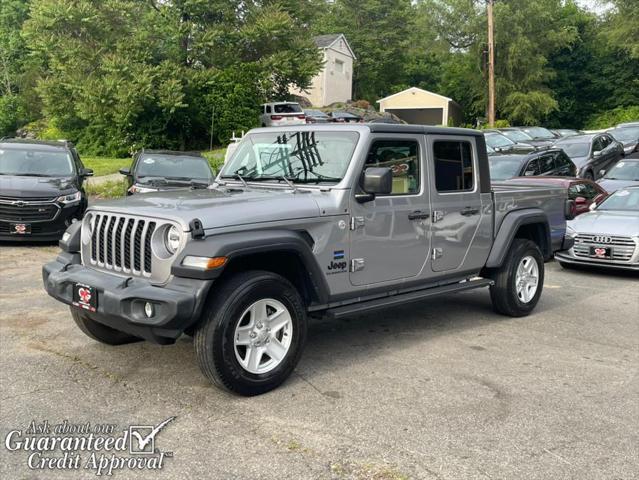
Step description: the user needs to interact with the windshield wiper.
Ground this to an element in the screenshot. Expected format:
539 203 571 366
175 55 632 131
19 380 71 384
287 169 342 184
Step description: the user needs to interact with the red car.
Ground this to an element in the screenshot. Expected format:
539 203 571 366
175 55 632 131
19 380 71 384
503 177 608 216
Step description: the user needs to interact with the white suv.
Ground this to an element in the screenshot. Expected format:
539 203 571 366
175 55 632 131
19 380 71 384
260 102 306 127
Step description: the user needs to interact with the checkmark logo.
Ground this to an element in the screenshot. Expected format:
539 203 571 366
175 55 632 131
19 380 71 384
129 416 176 455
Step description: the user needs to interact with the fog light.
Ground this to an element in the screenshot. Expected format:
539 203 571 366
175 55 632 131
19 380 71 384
144 302 154 318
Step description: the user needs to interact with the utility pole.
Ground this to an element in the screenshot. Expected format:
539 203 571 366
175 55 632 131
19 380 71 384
487 0 495 127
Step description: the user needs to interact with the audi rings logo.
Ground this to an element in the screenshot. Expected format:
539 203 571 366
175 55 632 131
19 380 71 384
593 236 612 244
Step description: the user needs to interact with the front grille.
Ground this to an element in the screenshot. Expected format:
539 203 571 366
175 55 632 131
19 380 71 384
573 233 636 262
0 200 59 222
87 213 157 277
0 195 57 202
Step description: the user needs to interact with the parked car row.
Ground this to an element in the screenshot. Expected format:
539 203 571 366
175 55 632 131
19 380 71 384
487 121 638 272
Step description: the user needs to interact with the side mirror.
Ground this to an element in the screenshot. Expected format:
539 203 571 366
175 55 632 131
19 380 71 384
119 167 131 176
593 150 602 158
599 169 606 177
574 196 587 205
80 168 93 177
589 202 597 211
356 167 392 203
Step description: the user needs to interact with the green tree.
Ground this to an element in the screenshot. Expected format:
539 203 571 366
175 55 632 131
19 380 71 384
23 0 322 154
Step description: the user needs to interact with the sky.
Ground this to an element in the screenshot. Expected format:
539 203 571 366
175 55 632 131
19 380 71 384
575 0 613 15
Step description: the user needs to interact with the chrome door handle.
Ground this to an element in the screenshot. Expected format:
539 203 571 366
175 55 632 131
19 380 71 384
460 207 479 216
408 210 430 220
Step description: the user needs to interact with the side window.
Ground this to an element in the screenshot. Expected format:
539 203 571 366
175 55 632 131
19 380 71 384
582 183 598 199
593 137 604 152
524 158 539 176
433 140 473 192
555 151 571 169
266 105 272 114
365 140 419 195
569 183 586 199
539 154 554 174
601 135 611 148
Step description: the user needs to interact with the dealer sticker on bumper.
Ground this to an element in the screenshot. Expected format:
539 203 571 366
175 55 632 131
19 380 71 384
72 283 97 312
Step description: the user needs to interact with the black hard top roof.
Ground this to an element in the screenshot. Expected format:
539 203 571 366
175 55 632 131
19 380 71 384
555 134 598 143
0 138 74 150
366 123 483 137
488 147 562 161
138 149 204 158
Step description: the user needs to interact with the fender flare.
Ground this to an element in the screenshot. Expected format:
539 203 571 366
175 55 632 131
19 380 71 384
171 229 330 303
485 209 551 268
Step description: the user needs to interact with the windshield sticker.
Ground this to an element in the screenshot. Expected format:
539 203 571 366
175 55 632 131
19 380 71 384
143 158 155 164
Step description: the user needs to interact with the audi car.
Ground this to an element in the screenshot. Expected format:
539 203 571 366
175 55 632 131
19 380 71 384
556 186 639 271
0 139 92 241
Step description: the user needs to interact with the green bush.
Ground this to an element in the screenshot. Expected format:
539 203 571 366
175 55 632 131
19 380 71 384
586 106 639 130
0 95 24 137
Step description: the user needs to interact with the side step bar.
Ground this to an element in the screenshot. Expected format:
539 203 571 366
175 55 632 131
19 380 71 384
325 278 494 319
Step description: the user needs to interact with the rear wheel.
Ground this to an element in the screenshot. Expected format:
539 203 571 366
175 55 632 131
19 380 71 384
489 239 544 317
194 271 307 396
71 308 141 345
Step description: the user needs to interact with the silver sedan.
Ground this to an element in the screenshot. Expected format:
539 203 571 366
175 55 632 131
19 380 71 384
556 186 639 271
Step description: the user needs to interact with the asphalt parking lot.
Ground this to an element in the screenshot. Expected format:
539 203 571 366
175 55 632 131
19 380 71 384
0 244 637 480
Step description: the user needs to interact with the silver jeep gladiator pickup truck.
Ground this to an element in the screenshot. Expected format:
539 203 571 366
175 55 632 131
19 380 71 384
43 124 575 395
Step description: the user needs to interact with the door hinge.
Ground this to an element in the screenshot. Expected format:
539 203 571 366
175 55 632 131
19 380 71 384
432 248 443 260
350 216 365 230
351 258 365 272
432 210 444 223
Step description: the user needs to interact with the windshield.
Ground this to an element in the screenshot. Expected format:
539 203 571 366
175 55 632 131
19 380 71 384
489 157 524 181
604 161 639 181
485 133 515 148
596 188 639 211
521 127 555 140
221 131 359 184
273 103 302 114
135 154 212 181
0 148 74 176
609 127 639 142
559 142 590 158
500 130 533 142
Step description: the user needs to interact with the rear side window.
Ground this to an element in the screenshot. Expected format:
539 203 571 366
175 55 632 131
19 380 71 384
433 141 474 192
569 182 598 200
266 105 272 114
524 158 539 176
538 154 554 174
555 151 572 169
366 140 420 195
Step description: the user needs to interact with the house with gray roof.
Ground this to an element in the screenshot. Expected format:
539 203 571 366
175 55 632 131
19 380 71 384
290 34 355 107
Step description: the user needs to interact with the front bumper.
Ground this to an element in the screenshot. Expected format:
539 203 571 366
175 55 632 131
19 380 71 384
43 252 213 343
555 251 639 271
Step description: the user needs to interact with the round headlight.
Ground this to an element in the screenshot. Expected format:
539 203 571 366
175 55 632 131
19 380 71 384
164 226 181 254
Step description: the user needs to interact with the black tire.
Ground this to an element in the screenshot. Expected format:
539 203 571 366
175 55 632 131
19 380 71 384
489 239 544 317
194 270 307 396
71 308 141 345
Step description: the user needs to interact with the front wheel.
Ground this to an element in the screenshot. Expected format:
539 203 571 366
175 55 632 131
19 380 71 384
489 239 544 317
194 271 307 396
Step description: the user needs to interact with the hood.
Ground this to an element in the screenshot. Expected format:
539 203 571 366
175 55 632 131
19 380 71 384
597 179 639 193
91 186 322 230
569 210 639 237
0 175 76 198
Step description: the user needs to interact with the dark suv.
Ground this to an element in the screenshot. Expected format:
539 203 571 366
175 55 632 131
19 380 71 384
488 147 576 181
0 139 92 241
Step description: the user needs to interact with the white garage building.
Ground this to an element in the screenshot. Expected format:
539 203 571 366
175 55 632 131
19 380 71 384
377 87 463 126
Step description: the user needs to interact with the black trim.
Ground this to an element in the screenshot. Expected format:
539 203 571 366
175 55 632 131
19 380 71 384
325 278 494 319
485 209 551 268
172 230 330 303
